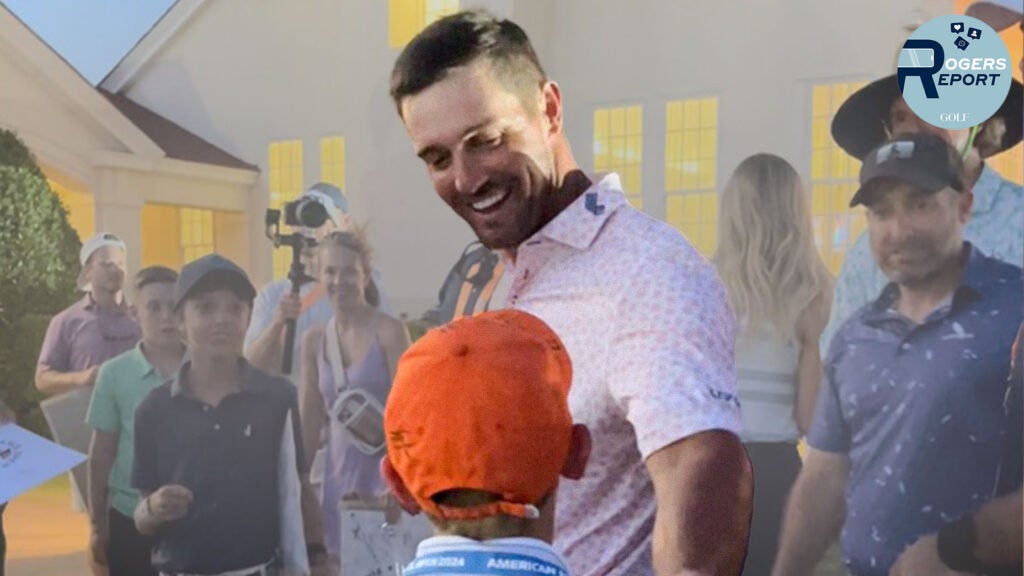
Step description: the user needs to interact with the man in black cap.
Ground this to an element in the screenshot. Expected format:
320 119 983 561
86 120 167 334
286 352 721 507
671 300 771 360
773 133 1023 576
822 73 1023 349
131 254 329 576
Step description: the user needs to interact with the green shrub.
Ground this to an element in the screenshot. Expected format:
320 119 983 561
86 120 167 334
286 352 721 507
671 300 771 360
0 130 80 436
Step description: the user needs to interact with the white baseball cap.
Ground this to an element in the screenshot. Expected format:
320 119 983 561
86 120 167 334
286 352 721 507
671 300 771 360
967 0 1023 31
79 232 127 267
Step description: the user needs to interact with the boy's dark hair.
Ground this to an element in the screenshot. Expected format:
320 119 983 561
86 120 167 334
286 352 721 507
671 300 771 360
134 266 178 294
390 9 547 115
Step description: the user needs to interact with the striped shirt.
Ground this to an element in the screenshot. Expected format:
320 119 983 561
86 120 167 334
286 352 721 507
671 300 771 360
736 324 800 443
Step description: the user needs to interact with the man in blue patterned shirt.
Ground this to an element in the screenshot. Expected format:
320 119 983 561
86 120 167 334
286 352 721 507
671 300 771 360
822 75 1023 349
772 133 1024 576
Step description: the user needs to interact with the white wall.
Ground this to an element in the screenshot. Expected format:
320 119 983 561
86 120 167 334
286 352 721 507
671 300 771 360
0 33 128 190
115 0 954 315
118 0 516 315
544 0 953 220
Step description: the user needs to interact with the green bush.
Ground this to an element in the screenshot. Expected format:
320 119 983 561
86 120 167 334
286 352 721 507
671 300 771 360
0 130 81 436
0 129 44 178
0 314 56 436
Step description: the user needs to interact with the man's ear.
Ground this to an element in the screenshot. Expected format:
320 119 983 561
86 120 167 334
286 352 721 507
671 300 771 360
958 189 974 224
541 80 563 139
128 302 139 322
561 424 591 481
380 457 422 515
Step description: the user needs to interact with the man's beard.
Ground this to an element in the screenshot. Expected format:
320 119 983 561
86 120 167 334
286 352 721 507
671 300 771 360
878 238 958 288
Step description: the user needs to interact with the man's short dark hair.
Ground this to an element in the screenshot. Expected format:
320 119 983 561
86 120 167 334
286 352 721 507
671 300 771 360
389 9 547 115
134 266 178 294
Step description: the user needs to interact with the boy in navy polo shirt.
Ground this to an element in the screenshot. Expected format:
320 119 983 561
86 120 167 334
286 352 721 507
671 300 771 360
772 133 1024 576
132 255 329 576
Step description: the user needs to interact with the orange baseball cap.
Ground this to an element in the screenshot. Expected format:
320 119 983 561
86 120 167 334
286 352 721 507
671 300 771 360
385 309 573 521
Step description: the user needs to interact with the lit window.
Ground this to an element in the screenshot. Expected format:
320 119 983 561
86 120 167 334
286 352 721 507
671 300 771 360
810 81 868 274
179 208 214 264
665 97 718 256
593 105 643 209
389 0 459 48
269 140 304 279
320 136 346 191
956 0 1023 184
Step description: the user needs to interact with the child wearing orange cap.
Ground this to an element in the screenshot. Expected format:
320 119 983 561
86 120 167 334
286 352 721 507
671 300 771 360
381 310 591 575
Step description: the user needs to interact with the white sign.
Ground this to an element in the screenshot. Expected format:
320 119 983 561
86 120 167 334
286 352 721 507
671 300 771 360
0 424 87 504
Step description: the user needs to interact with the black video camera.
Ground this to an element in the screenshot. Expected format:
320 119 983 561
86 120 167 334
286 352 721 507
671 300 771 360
263 206 319 375
281 196 330 229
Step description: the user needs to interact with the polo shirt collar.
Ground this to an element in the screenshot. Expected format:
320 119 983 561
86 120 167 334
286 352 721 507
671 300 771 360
169 357 262 398
129 342 158 379
971 164 1001 215
867 242 986 322
81 292 129 312
534 173 627 251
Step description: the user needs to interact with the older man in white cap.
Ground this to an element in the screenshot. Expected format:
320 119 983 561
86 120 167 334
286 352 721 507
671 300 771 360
245 183 392 380
36 232 141 397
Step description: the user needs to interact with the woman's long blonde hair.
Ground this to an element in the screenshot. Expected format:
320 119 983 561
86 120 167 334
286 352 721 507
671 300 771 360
714 153 832 340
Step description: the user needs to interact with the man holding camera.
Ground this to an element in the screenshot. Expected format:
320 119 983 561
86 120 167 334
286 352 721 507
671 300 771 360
245 183 391 382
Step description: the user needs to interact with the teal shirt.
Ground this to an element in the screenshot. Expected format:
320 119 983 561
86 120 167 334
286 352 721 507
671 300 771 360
86 343 171 517
823 165 1024 350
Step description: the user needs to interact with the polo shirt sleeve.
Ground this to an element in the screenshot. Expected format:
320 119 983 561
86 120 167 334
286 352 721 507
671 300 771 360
132 395 162 494
806 338 852 453
244 282 278 350
607 254 742 460
86 362 120 434
821 233 872 352
37 313 70 372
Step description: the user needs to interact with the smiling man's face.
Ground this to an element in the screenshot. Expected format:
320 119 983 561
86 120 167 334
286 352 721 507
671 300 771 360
400 60 562 249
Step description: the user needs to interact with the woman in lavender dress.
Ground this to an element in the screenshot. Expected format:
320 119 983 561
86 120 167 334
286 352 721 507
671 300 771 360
298 230 410 569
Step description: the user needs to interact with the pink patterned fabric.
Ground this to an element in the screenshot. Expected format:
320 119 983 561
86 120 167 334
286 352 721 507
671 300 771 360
502 174 741 576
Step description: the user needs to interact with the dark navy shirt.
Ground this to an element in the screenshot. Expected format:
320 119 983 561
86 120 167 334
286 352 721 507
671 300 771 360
997 324 1023 499
132 359 305 574
808 244 1023 576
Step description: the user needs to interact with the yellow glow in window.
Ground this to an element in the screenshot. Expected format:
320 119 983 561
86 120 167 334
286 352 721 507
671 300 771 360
179 208 214 264
320 137 346 191
810 81 867 274
390 0 459 48
593 105 643 208
268 140 304 279
665 97 719 256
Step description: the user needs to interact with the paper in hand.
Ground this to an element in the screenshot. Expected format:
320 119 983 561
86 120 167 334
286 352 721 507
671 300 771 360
0 424 87 504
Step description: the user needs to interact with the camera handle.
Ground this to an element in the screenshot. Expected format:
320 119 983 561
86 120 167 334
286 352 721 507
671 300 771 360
265 208 316 375
281 235 315 375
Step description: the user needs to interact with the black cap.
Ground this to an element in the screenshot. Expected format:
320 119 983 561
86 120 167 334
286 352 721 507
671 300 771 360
850 132 966 208
831 74 1023 160
173 254 257 309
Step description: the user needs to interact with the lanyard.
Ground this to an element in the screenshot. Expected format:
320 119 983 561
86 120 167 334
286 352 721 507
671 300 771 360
403 550 568 576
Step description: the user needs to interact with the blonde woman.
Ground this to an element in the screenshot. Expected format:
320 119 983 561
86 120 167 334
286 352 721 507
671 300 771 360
298 230 410 569
713 153 832 576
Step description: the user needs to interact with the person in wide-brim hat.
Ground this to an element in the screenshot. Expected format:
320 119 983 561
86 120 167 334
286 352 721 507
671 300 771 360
831 74 1023 160
819 63 1024 360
